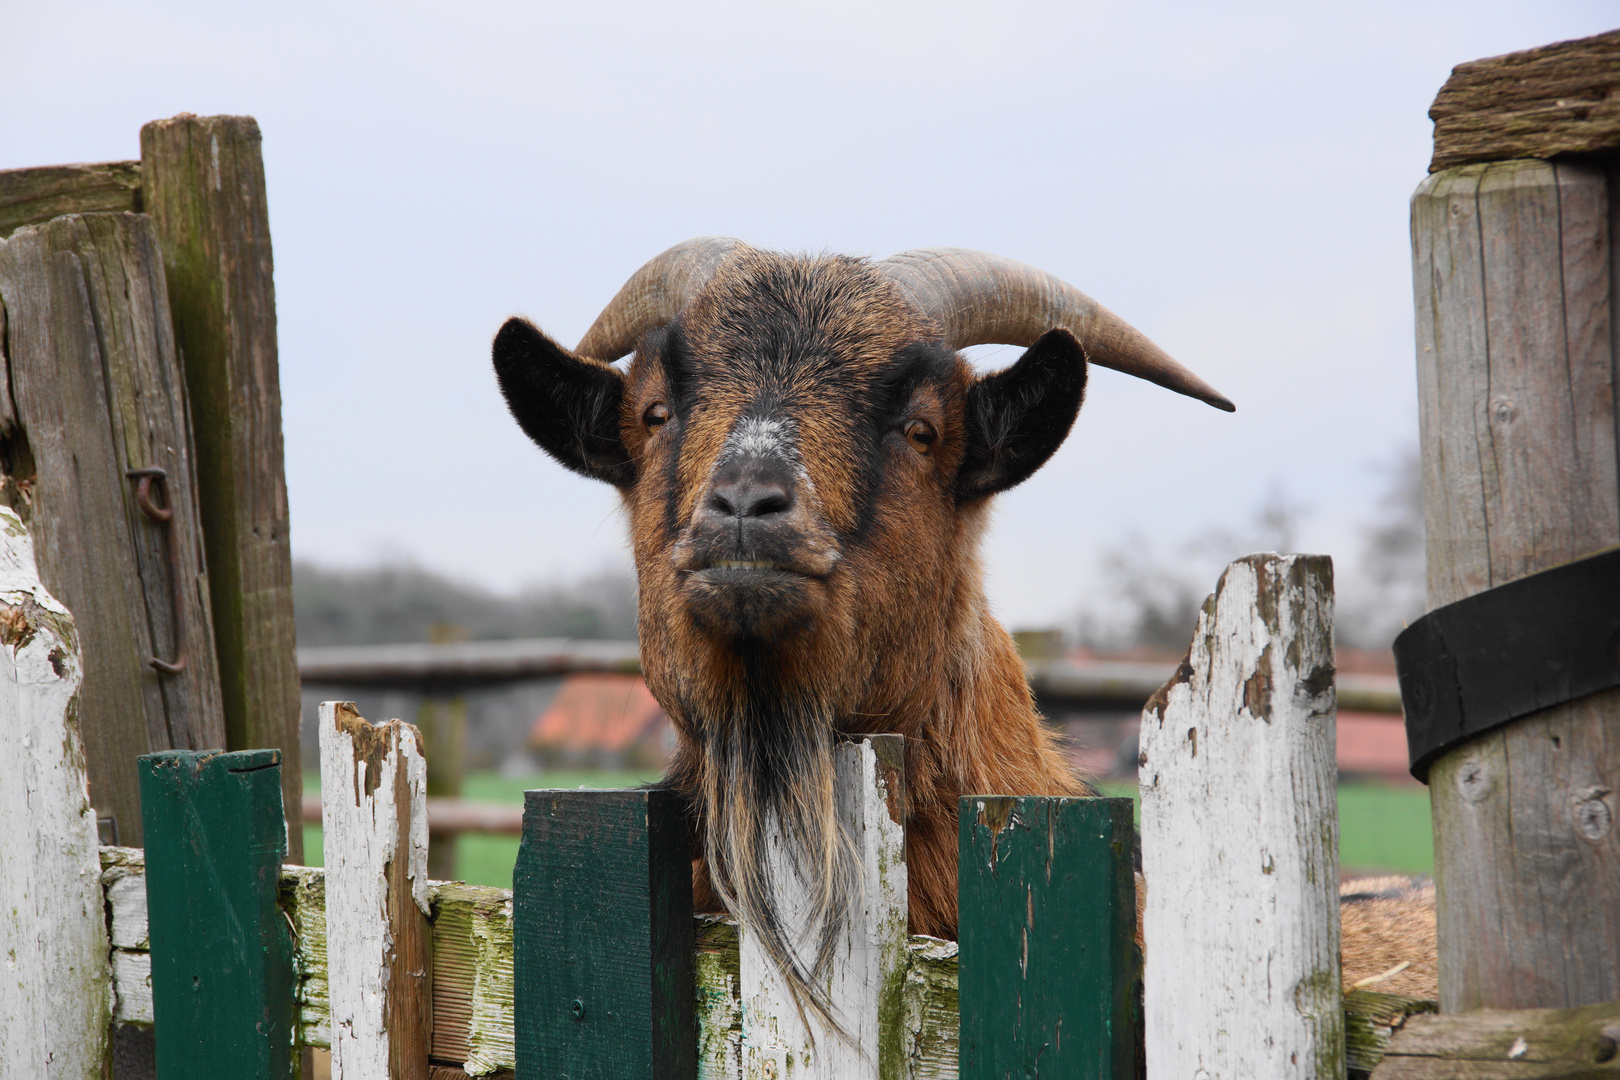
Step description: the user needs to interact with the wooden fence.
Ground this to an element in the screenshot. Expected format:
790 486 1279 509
12 498 1463 1079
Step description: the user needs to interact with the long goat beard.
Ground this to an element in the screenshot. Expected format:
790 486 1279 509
696 699 860 1037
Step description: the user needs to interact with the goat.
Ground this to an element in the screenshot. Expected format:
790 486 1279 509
492 238 1253 1010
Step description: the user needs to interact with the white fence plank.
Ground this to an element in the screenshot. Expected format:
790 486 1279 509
741 735 908 1080
1140 553 1344 1079
0 505 110 1077
319 700 432 1079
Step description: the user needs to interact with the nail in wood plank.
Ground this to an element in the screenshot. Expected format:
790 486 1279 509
958 795 1139 1080
319 701 433 1079
139 748 295 1079
739 734 908 1080
1139 553 1343 1079
0 505 110 1077
513 787 695 1080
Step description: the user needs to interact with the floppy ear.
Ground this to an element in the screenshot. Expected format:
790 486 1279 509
955 327 1088 501
493 317 634 487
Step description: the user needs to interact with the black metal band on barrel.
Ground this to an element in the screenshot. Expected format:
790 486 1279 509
1394 545 1620 783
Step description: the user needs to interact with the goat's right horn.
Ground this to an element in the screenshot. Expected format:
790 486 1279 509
574 236 746 361
878 247 1235 412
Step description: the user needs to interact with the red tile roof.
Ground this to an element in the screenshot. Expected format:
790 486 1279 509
530 674 667 754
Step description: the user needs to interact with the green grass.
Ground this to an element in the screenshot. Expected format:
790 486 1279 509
300 771 1434 889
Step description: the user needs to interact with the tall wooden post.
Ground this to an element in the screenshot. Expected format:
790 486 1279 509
140 114 304 860
1411 32 1620 1012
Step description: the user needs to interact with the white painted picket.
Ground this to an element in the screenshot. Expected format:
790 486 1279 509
0 505 110 1077
740 735 910 1080
1139 554 1344 1079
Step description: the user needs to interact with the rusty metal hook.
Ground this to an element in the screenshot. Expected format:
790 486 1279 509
126 467 186 676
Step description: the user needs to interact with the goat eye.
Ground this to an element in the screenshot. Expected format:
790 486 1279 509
644 402 671 429
903 419 937 453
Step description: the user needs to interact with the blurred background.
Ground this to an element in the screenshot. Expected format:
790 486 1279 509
7 0 1615 884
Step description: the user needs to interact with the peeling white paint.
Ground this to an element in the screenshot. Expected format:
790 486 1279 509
740 737 908 1080
0 505 111 1076
1140 554 1343 1080
319 702 430 1079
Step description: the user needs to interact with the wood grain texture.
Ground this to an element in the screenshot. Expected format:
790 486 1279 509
138 748 295 1079
514 787 696 1080
0 506 111 1077
140 114 303 859
1139 554 1343 1080
1411 158 1620 1012
958 796 1138 1080
1430 30 1620 172
431 882 515 1075
1369 999 1620 1079
740 735 908 1080
0 212 226 846
319 701 433 1080
0 161 141 238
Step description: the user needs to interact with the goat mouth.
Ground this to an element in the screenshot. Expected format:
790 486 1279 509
691 560 807 583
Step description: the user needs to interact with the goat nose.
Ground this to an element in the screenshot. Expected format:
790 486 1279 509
708 471 794 519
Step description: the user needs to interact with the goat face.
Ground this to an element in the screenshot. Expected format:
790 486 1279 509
493 239 1230 1006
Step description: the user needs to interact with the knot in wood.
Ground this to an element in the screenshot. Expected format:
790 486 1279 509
1576 788 1614 842
1456 759 1494 803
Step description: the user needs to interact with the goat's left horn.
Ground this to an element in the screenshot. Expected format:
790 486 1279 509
877 248 1235 412
575 236 747 361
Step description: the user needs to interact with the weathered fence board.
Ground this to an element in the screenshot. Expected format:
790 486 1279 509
1139 553 1343 1078
1412 156 1620 1011
958 796 1138 1080
0 160 141 238
513 788 696 1080
1369 998 1620 1078
0 505 110 1077
319 701 434 1079
739 735 908 1080
138 748 295 1080
141 114 304 858
0 212 226 845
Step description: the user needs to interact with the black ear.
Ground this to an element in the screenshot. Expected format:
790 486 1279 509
493 317 634 487
955 327 1088 501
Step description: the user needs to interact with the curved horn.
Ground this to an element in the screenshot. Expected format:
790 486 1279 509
877 248 1234 412
574 236 745 360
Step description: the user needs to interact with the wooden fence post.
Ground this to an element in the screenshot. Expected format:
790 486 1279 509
0 211 226 847
739 734 908 1080
1139 553 1343 1079
139 748 295 1079
958 795 1139 1080
0 505 110 1077
141 114 304 860
513 787 696 1080
1411 147 1620 1011
319 701 433 1080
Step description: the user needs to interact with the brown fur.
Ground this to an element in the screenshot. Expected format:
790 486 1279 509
1339 876 1438 999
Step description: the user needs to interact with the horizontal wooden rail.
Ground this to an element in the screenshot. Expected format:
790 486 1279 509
302 796 525 836
297 640 1405 713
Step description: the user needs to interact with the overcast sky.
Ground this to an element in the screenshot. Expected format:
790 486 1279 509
6 1 1615 629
